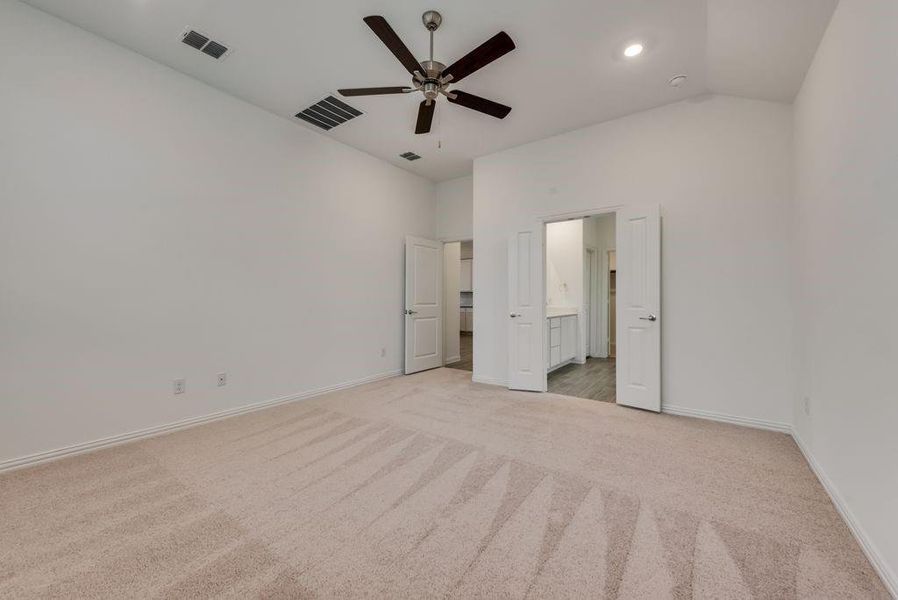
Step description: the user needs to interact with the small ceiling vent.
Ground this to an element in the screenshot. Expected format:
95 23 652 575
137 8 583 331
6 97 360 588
181 29 231 60
400 152 421 161
295 96 362 131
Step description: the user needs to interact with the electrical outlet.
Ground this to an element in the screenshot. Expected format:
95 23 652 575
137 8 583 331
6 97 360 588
803 396 811 416
380 348 386 358
217 372 227 387
173 378 186 395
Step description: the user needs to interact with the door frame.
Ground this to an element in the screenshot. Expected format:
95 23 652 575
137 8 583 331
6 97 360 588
539 205 624 395
440 237 473 370
607 249 616 357
584 246 602 358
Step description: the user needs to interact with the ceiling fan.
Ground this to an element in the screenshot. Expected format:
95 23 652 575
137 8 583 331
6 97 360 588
338 11 515 134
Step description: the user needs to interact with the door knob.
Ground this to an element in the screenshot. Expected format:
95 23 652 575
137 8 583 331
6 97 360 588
510 313 522 318
639 314 657 321
405 309 418 315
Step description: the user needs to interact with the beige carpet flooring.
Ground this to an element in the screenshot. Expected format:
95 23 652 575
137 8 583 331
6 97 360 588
0 368 889 598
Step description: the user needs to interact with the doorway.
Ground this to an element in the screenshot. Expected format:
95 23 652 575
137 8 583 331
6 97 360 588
444 240 473 372
507 204 660 411
545 215 617 402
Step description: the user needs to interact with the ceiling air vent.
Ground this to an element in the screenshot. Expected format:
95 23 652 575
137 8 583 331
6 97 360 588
181 29 231 60
202 40 229 59
400 152 421 161
295 96 362 131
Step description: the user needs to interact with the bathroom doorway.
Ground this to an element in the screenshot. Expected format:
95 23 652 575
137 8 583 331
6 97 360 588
545 214 617 402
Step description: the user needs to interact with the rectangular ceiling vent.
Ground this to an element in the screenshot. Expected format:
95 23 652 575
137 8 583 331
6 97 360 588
400 152 421 161
295 96 363 131
181 29 231 60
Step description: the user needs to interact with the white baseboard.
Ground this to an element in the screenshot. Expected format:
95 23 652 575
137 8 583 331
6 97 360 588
661 404 792 433
548 359 578 374
791 430 897 598
0 369 402 474
4 371 893 597
443 355 461 365
650 404 896 595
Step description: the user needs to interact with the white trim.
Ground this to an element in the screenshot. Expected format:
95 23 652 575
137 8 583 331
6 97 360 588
443 355 461 365
661 404 792 433
538 207 620 395
662 404 896 596
472 374 507 387
538 203 624 223
792 430 898 598
5 367 893 595
0 369 402 474
547 358 579 374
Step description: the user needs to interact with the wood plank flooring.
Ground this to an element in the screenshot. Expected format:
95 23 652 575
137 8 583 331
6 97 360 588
445 333 472 372
547 357 616 403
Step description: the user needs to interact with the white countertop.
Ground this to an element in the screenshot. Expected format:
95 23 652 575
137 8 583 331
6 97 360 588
546 307 578 318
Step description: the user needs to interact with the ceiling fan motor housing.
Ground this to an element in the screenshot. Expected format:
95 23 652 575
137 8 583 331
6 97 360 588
419 60 445 80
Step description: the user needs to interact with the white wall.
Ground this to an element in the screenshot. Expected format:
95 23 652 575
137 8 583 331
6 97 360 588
583 214 615 359
435 175 473 241
473 95 795 427
0 1 435 464
442 242 461 363
793 0 898 590
545 220 583 309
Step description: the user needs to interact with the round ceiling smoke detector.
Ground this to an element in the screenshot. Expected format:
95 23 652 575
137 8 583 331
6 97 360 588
668 75 688 88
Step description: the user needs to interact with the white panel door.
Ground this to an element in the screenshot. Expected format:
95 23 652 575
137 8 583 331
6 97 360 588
616 205 661 411
405 236 443 374
508 227 545 391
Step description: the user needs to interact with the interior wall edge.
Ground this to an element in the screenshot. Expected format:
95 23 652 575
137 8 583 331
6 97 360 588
661 404 792 434
792 429 898 598
0 369 402 475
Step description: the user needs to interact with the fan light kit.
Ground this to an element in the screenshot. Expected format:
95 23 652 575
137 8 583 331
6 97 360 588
339 11 515 134
624 43 644 58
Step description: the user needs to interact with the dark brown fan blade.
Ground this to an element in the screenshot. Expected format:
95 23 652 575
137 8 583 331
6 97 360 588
442 32 515 83
363 16 422 77
338 87 410 97
415 100 436 134
447 91 511 119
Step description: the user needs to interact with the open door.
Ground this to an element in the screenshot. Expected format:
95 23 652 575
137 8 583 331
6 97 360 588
404 236 443 374
507 227 545 391
616 205 661 411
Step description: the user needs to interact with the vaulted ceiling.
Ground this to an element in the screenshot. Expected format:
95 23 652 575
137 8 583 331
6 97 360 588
23 0 838 181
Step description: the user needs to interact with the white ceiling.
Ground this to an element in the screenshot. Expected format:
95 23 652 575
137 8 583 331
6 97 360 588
22 0 837 182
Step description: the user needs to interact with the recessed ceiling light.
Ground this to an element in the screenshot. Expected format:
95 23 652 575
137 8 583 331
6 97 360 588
624 43 644 58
